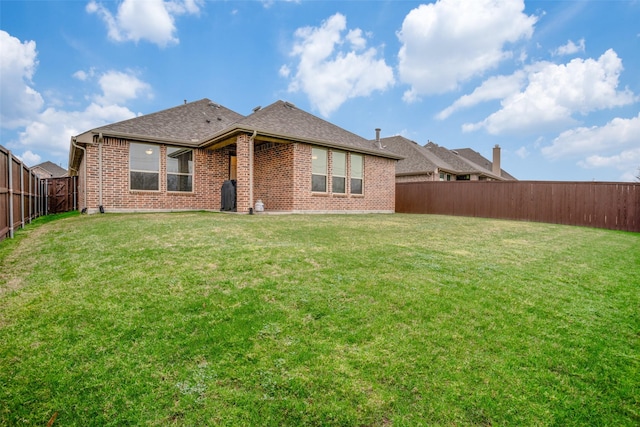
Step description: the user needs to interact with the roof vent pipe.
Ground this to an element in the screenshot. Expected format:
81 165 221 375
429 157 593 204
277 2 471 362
375 128 381 149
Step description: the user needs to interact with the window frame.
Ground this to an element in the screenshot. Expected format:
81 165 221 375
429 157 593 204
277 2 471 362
331 151 347 194
311 147 328 193
166 146 194 193
129 142 160 192
350 153 364 195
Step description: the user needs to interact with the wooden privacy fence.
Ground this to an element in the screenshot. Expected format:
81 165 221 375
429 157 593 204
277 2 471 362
396 181 640 232
1 145 77 242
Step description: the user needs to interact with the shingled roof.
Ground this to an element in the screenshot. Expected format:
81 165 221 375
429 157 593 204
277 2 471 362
378 136 450 176
76 99 244 146
453 148 517 180
203 101 401 159
32 161 68 178
380 136 514 180
71 99 401 163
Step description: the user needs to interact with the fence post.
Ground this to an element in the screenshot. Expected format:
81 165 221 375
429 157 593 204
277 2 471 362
45 179 49 216
28 171 32 223
7 150 14 238
20 163 25 229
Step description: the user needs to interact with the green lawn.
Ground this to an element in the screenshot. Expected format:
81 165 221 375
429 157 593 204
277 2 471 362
1 212 638 426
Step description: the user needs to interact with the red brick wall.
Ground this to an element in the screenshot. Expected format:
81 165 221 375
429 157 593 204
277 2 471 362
291 144 396 213
81 136 396 214
83 137 227 213
254 143 295 211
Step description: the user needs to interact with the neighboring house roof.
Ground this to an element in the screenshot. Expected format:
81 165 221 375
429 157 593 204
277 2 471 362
381 136 515 180
378 136 449 176
453 148 517 180
32 161 68 178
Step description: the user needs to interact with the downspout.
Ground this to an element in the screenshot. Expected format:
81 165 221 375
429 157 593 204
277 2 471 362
248 130 257 214
98 133 104 212
71 136 87 212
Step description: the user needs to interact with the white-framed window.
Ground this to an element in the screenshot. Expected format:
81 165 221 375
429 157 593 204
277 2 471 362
130 143 159 191
167 147 193 192
312 147 327 192
332 151 346 194
350 154 363 194
439 172 452 182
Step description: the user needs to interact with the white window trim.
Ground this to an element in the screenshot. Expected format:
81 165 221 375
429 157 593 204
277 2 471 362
350 153 364 196
311 147 328 193
332 151 347 194
130 142 160 192
166 147 194 193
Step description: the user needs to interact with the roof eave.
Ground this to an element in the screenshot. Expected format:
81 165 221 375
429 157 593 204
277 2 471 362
200 126 404 160
396 170 434 177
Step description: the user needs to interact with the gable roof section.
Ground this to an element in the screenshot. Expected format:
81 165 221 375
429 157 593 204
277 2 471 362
381 136 515 180
71 99 402 165
453 148 517 180
425 142 508 179
32 161 68 177
78 98 244 146
202 101 402 159
379 136 450 175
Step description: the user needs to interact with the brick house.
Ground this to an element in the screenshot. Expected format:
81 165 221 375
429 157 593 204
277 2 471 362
68 99 401 214
377 134 516 182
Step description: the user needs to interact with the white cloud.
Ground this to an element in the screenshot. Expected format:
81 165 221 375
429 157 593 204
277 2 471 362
16 103 137 162
462 50 636 135
261 0 301 8
542 113 640 160
1 32 149 166
579 148 640 182
397 0 536 100
0 30 44 128
87 0 203 47
553 38 585 56
278 64 291 78
95 70 153 105
17 150 42 167
283 13 394 117
515 146 530 159
73 67 96 81
436 72 526 120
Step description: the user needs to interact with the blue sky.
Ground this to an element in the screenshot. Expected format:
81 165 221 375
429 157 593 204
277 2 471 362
1 0 639 181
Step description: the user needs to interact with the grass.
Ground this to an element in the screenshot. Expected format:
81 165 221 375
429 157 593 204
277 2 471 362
0 212 638 426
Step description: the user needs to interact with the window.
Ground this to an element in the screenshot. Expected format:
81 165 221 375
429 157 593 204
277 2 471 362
350 154 363 194
130 143 159 191
167 147 193 192
332 151 346 193
456 174 470 181
312 147 327 192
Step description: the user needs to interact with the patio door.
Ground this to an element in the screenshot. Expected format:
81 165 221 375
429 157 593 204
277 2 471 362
229 155 237 180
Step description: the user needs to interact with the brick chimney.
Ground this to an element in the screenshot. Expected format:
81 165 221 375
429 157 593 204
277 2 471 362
492 144 501 177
